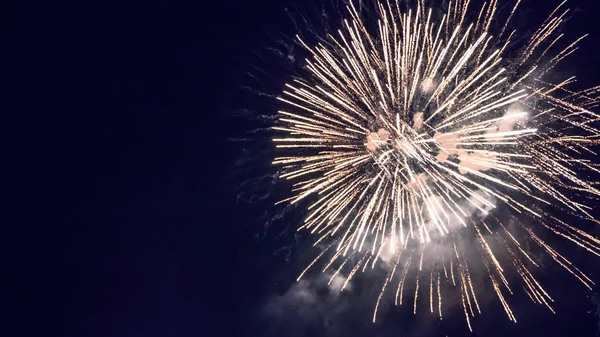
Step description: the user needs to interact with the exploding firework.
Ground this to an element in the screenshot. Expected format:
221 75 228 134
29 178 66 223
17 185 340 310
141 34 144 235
272 0 600 329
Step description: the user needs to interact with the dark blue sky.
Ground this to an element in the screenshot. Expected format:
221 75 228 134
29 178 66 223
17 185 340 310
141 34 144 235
6 0 600 336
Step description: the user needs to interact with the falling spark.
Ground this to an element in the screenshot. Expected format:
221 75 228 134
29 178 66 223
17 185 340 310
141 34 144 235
273 0 600 328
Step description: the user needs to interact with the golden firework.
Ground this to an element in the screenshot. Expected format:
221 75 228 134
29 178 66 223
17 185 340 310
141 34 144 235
273 0 600 329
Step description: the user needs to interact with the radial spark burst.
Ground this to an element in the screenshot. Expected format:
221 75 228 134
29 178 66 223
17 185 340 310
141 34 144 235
272 0 600 329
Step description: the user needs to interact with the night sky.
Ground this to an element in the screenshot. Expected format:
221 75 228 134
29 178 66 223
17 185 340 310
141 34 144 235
7 0 600 336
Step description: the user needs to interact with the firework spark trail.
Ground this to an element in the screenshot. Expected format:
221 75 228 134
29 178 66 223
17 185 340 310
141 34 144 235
272 0 600 328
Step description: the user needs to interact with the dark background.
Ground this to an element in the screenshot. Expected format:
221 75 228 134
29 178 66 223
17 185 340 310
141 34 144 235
6 0 600 336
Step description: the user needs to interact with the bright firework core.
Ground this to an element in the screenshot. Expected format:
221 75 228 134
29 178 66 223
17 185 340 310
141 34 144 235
362 105 532 240
272 0 600 329
365 121 428 184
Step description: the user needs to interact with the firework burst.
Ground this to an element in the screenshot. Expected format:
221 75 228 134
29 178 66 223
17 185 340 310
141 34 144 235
272 0 600 329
